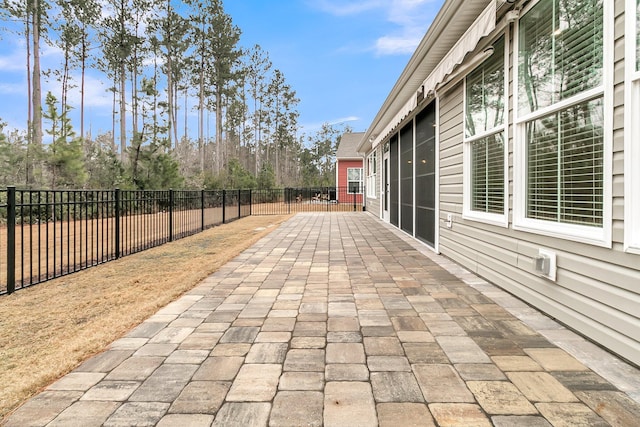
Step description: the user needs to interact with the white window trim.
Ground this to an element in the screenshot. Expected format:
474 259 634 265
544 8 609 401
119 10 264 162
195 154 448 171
512 0 613 248
625 0 640 253
367 152 377 199
462 33 509 228
347 167 364 194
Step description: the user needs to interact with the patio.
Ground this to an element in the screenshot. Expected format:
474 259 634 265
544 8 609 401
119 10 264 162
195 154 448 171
5 212 640 426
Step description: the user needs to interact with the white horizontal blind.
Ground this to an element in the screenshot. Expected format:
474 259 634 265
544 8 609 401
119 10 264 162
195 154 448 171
518 0 604 116
519 0 604 227
526 98 604 226
471 133 505 213
465 36 505 215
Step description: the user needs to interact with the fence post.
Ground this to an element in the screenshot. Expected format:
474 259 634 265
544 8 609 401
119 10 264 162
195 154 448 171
249 189 252 216
6 186 16 294
222 190 226 224
201 190 205 231
169 189 174 242
327 187 329 212
238 189 241 219
114 188 120 259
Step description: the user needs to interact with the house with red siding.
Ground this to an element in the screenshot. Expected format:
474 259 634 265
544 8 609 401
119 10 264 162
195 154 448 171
335 132 364 205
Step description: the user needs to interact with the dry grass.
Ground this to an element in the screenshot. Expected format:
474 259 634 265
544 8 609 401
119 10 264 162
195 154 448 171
0 214 291 420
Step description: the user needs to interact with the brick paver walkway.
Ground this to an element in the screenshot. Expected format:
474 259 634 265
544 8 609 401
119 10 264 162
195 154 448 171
5 213 640 426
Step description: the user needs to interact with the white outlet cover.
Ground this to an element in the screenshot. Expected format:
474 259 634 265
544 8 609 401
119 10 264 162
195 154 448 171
538 248 557 282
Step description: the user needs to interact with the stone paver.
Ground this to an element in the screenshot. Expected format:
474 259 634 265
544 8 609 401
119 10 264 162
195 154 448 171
270 391 323 427
324 382 377 427
226 364 281 401
377 403 435 427
5 213 640 427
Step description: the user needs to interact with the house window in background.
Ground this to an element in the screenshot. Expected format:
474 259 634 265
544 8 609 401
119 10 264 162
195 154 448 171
464 36 507 225
348 168 363 194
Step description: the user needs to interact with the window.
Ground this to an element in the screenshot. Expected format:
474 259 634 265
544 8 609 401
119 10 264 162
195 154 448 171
463 36 507 225
625 0 640 252
347 168 363 194
367 151 377 198
514 0 611 245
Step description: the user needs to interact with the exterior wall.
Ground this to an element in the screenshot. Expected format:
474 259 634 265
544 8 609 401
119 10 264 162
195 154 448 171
337 159 364 204
437 0 640 366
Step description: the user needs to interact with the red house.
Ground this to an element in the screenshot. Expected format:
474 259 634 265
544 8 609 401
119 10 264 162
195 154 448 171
335 132 364 204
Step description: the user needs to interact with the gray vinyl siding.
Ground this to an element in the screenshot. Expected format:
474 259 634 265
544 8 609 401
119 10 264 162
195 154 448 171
437 0 640 366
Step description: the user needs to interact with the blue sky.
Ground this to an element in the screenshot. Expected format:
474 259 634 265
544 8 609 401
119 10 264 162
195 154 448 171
0 0 444 139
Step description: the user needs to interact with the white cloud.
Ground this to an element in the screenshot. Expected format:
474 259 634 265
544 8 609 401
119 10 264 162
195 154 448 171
329 116 359 125
0 82 24 95
374 35 422 55
301 116 360 134
67 74 113 109
312 0 441 56
0 40 28 72
311 0 386 16
373 0 441 56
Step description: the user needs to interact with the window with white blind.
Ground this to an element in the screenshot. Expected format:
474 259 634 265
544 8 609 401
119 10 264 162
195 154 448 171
625 0 640 252
348 168 363 194
463 36 507 226
367 152 377 198
514 0 611 245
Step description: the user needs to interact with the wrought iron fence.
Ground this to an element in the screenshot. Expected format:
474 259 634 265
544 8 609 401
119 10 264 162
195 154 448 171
251 187 364 215
0 186 363 295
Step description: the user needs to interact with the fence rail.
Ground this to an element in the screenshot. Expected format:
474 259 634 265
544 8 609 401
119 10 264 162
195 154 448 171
0 186 363 295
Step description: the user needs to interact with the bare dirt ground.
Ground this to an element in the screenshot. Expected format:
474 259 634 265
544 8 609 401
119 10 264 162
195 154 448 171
0 214 291 420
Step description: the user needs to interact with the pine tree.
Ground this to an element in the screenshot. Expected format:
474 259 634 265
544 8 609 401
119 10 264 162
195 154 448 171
43 92 88 188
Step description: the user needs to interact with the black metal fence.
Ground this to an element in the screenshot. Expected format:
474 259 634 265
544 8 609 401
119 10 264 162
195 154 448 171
0 186 363 295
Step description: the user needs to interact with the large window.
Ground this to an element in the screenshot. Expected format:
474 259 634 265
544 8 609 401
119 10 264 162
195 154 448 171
367 151 377 198
347 168 363 194
463 36 507 225
514 0 610 245
625 0 640 252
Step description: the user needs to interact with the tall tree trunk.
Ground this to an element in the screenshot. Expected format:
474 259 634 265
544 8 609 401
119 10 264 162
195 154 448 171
216 89 223 172
119 63 126 160
198 69 204 172
61 46 70 139
31 0 43 146
80 33 86 141
132 69 138 141
26 18 32 143
118 0 127 161
112 84 117 152
183 87 188 141
167 53 174 147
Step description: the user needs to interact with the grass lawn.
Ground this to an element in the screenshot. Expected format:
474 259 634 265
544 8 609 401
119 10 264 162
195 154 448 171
0 214 291 420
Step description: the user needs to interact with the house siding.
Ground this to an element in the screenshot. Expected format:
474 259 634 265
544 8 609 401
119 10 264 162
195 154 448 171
436 0 640 365
337 159 364 204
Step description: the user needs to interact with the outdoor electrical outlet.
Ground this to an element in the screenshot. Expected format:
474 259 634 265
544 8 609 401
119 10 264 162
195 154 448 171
533 249 557 281
446 213 453 228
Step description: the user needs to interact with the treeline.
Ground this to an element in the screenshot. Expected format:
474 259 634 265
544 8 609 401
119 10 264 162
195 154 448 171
0 0 349 190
